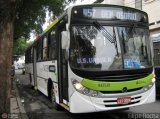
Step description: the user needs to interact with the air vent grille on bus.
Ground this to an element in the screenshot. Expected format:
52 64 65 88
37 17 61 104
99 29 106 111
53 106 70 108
93 73 150 82
100 87 143 94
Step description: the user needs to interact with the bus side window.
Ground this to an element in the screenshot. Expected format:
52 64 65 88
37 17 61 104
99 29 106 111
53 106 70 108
25 49 28 63
27 48 31 63
31 47 33 63
43 36 48 60
37 39 43 61
48 29 57 60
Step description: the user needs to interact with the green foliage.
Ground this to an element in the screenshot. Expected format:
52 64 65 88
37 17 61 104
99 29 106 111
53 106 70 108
14 0 76 39
13 37 29 55
13 0 77 54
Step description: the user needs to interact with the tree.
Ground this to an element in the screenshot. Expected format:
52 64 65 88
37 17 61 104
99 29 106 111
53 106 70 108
0 0 15 113
0 0 76 113
13 37 29 56
14 0 76 39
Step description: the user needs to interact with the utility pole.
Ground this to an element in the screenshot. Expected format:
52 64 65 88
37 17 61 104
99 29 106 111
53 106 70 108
135 0 142 10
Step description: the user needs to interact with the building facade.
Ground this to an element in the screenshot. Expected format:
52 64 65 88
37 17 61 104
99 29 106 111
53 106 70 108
124 0 160 66
124 0 160 36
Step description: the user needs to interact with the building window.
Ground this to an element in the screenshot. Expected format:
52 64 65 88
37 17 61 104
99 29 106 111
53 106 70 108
143 0 155 4
149 22 155 26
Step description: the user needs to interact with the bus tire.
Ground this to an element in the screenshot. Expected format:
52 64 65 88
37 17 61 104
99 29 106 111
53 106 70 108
29 73 32 85
48 80 60 110
29 73 34 89
51 86 60 110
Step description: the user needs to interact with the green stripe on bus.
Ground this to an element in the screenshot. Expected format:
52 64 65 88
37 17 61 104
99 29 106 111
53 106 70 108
44 18 59 33
81 74 153 91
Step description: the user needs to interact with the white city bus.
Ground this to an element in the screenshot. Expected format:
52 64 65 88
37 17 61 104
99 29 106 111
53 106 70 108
25 4 155 113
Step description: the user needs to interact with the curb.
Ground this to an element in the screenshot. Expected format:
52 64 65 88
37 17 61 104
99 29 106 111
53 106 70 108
14 81 29 119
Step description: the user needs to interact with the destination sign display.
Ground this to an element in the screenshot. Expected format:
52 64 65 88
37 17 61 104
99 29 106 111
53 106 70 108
83 8 137 20
72 6 148 22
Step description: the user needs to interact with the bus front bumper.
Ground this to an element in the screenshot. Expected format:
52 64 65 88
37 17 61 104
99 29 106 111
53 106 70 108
69 84 155 113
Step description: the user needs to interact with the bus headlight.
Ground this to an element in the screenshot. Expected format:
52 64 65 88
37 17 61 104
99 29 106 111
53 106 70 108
152 78 156 83
72 79 99 97
72 79 89 94
91 91 98 97
75 83 83 90
143 82 154 91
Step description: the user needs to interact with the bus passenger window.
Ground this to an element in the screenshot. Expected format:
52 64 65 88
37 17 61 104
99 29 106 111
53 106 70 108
31 47 33 63
37 40 43 61
43 36 48 60
48 30 57 60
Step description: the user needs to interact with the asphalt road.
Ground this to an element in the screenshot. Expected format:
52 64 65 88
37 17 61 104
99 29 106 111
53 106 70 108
14 69 160 119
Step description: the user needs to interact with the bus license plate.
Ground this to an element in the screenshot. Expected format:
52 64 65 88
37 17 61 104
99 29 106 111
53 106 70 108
117 97 131 104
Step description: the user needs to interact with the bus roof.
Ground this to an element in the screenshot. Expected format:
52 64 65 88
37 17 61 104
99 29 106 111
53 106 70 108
26 4 148 50
71 3 148 15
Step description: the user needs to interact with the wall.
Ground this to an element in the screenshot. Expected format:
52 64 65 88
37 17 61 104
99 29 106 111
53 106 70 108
102 0 124 5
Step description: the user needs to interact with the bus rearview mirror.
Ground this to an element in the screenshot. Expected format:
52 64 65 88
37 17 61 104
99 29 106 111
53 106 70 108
61 31 68 49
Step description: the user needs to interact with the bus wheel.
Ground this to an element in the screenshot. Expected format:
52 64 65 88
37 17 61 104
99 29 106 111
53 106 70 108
50 86 60 110
29 73 34 89
29 73 32 85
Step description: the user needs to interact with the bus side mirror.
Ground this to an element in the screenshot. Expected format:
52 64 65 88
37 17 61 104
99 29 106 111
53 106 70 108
61 31 69 49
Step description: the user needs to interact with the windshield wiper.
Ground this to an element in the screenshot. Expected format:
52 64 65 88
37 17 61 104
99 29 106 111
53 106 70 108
93 21 119 56
113 27 119 57
121 24 136 54
126 24 136 41
93 21 115 43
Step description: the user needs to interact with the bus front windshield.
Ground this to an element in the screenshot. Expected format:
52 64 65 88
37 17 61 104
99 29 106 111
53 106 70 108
69 25 152 71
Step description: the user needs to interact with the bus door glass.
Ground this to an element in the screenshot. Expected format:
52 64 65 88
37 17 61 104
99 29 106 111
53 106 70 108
57 20 69 102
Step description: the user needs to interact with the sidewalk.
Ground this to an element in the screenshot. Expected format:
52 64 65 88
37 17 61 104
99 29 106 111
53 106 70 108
10 77 29 119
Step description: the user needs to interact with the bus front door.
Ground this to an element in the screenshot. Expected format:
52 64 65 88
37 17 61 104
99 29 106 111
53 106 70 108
33 47 38 89
57 29 69 105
